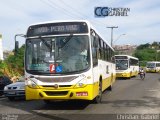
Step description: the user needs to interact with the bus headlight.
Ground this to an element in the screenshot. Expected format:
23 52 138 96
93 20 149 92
26 79 39 89
74 75 87 88
75 80 87 88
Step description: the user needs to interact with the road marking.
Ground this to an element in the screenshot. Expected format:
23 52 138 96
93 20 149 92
147 89 160 92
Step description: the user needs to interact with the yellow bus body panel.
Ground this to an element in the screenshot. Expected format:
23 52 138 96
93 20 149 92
25 75 115 101
26 83 99 101
116 71 138 78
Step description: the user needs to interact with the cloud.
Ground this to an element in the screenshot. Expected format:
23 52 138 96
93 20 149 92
90 0 160 45
0 0 160 50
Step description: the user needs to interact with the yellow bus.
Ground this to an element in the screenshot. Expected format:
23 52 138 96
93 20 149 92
24 20 116 103
115 55 139 78
146 61 160 73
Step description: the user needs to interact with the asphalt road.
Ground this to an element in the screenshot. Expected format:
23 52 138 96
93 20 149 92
0 73 160 120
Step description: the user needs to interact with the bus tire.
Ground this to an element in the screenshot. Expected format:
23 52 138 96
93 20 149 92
107 78 112 91
94 80 102 104
107 84 112 91
129 72 132 79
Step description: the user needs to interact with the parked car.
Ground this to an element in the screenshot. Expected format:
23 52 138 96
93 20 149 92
0 76 12 96
4 76 25 101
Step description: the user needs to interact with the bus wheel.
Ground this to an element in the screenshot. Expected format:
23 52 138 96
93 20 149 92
107 84 112 91
129 72 132 79
94 81 102 103
108 75 113 91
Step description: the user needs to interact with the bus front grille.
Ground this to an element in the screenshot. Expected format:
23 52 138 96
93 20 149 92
44 91 68 96
35 76 78 83
42 85 72 88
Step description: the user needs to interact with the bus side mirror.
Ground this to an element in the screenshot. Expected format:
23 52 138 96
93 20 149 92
14 34 26 55
15 41 19 54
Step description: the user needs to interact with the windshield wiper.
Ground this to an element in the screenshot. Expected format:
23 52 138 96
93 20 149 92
55 34 73 60
61 34 73 48
39 36 51 50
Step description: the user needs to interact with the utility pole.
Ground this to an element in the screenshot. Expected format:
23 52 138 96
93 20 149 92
107 26 118 47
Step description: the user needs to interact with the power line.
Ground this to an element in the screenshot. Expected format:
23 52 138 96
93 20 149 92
59 0 89 19
59 1 110 26
47 0 84 19
40 0 111 39
40 0 81 19
41 0 109 27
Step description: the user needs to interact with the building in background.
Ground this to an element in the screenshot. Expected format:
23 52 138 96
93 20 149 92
0 34 3 60
3 50 14 60
113 44 137 55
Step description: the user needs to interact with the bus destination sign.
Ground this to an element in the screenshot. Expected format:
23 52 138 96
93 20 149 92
27 22 88 37
115 56 128 59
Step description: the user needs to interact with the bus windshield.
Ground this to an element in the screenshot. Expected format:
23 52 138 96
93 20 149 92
25 35 90 74
116 60 128 70
147 63 155 68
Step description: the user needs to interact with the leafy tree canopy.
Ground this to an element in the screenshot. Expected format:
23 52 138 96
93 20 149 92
0 45 25 78
134 42 160 66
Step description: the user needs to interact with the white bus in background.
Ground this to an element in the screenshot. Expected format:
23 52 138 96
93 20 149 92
115 55 139 78
146 61 160 73
22 20 116 103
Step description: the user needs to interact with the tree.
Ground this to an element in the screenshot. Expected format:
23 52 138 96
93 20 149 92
134 42 160 66
136 43 150 50
134 48 156 61
0 45 25 77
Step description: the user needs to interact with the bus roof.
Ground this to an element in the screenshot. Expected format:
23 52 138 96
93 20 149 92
147 61 160 63
29 20 90 26
115 55 139 60
28 20 114 51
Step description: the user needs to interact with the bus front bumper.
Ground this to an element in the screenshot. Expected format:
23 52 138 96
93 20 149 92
25 84 97 101
146 69 157 73
116 72 131 78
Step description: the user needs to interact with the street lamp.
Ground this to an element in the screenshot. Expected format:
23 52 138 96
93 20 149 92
107 26 118 47
14 34 26 55
113 34 126 45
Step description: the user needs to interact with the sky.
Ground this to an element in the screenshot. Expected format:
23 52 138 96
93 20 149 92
0 0 160 51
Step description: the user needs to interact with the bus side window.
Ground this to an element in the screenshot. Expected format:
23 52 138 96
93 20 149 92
91 30 98 66
156 63 160 67
129 59 132 68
